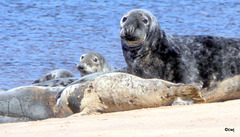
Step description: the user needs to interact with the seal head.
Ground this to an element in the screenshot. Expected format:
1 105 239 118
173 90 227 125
120 9 194 83
77 52 113 76
120 9 161 49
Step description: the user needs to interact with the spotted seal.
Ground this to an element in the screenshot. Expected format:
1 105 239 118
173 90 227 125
120 9 240 88
77 52 116 76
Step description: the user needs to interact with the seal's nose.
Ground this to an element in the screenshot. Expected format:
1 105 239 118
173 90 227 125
120 27 136 40
77 64 85 70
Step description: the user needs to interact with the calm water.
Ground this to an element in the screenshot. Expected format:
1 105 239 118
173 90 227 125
0 0 239 90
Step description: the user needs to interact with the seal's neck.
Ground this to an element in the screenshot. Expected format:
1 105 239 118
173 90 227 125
121 40 142 61
152 29 180 57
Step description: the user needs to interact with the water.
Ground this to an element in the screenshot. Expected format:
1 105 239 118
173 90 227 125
0 0 239 90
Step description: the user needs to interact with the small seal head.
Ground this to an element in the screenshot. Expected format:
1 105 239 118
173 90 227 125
77 52 112 76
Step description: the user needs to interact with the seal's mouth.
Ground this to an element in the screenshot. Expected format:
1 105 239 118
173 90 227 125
77 64 97 76
120 34 138 41
77 64 90 74
77 64 85 71
120 27 146 45
78 68 91 76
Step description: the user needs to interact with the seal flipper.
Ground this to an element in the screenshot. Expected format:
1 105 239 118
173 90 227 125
169 84 205 103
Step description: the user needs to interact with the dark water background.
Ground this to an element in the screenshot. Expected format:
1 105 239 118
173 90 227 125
0 0 239 90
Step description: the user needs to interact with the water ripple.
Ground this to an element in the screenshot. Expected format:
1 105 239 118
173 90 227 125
0 0 239 90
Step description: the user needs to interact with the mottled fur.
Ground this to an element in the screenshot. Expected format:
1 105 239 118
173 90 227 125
121 9 240 88
33 77 79 87
55 72 204 117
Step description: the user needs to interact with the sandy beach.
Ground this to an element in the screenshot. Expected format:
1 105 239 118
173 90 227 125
0 99 239 137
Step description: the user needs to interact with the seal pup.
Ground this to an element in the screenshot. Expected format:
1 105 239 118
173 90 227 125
77 52 116 76
33 69 75 84
120 9 240 88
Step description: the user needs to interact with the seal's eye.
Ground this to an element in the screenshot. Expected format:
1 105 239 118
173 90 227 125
122 17 127 23
93 57 98 62
80 55 84 60
142 19 148 24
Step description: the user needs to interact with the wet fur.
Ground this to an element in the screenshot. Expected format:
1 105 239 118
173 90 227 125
121 9 240 88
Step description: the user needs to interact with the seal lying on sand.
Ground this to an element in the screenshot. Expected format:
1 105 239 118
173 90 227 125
77 52 116 76
33 69 75 84
0 86 63 123
55 68 132 102
2 74 239 122
202 74 240 103
120 9 240 88
55 72 204 117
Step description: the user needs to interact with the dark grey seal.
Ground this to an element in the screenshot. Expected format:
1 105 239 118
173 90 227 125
120 9 240 88
77 52 116 76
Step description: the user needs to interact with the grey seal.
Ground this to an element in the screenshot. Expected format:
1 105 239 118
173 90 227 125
77 52 116 76
55 52 129 102
55 67 132 102
0 86 64 123
120 9 240 88
33 77 80 87
54 72 204 117
33 69 75 84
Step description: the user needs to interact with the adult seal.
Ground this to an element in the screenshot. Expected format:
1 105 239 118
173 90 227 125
120 9 240 88
54 72 204 117
77 52 116 76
